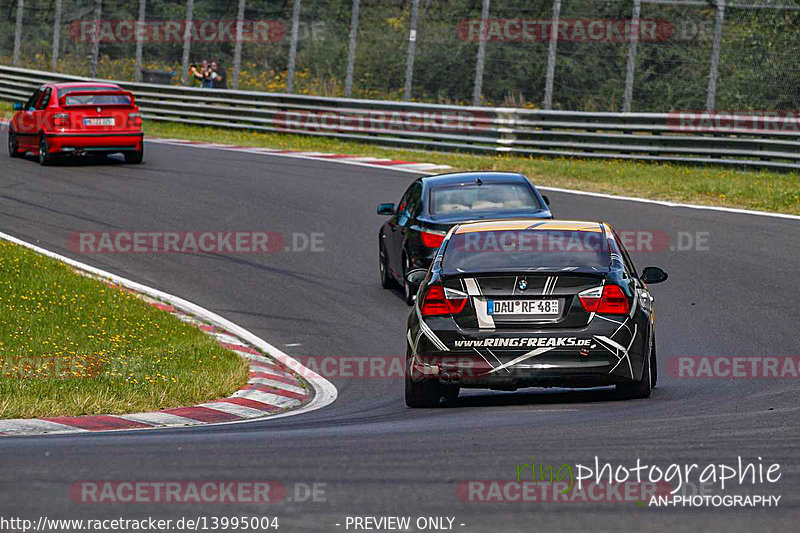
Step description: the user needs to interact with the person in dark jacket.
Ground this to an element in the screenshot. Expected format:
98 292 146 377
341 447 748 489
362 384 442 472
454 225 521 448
210 61 227 89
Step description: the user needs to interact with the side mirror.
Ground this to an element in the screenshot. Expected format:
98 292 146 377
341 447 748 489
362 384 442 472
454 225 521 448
12 102 23 111
641 266 668 284
406 268 428 297
541 194 550 206
377 203 395 216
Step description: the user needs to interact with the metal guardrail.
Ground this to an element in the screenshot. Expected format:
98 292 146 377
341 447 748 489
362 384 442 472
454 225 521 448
1 64 799 171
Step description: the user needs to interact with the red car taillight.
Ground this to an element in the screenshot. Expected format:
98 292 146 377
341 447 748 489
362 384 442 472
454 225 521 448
53 113 69 128
421 285 468 316
128 113 142 128
420 229 446 248
578 284 630 315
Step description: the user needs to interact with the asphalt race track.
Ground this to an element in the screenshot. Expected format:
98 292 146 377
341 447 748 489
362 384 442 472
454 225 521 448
0 142 798 532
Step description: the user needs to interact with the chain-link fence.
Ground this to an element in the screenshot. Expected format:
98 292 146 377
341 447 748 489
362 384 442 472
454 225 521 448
1 0 799 112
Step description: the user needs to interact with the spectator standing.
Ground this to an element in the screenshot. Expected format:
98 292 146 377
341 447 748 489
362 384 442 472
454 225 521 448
211 62 227 89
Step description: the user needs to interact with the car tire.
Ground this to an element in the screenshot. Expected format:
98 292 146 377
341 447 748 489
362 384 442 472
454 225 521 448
124 147 144 164
402 255 415 306
38 136 52 166
379 243 396 289
616 339 653 400
8 130 20 158
405 346 446 408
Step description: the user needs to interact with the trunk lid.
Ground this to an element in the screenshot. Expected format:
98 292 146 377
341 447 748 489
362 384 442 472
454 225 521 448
442 271 607 329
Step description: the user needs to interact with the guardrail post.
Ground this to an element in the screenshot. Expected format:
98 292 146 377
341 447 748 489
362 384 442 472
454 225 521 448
232 0 246 90
134 0 146 83
90 0 102 78
180 0 194 85
403 0 420 101
287 0 302 93
472 0 490 106
52 0 63 71
706 0 725 111
344 0 360 98
13 0 24 67
543 0 561 110
622 0 641 113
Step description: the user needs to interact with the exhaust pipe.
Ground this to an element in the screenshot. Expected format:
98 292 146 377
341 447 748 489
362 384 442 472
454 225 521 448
440 372 462 384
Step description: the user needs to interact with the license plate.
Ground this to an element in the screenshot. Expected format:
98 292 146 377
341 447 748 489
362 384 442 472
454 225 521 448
488 299 559 315
83 117 115 126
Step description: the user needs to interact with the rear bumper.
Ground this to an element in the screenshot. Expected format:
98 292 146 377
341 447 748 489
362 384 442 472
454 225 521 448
410 353 631 389
44 132 143 153
407 314 650 389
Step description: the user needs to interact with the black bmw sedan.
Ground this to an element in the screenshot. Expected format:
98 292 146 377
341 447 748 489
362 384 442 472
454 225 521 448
377 172 552 304
403 220 668 407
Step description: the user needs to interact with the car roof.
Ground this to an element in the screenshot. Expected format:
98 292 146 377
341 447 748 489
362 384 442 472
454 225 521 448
52 82 122 89
454 220 605 235
421 171 530 187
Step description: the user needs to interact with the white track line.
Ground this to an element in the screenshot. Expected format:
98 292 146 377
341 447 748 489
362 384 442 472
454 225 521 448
0 230 338 433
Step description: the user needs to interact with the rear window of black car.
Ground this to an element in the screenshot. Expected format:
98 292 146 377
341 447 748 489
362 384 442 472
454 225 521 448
429 183 542 215
442 229 610 272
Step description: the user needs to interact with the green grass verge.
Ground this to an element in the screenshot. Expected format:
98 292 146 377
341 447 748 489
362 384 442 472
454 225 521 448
2 99 797 214
0 239 249 419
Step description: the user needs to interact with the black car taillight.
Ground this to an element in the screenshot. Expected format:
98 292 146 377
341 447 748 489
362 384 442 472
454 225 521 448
578 284 630 315
421 284 468 316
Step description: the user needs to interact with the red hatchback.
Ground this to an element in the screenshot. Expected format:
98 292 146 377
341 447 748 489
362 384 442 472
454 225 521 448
8 82 144 165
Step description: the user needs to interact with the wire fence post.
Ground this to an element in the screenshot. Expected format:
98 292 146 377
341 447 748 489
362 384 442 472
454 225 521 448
134 0 146 82
706 0 725 111
622 0 641 113
232 0 246 90
90 0 102 78
344 0 360 98
403 0 420 101
52 0 63 71
472 0 490 106
543 0 561 110
180 0 194 85
286 0 302 93
13 0 24 67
